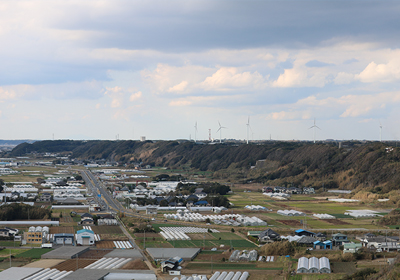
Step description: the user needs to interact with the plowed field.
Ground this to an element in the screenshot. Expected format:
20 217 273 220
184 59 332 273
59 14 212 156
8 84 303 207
92 226 123 234
52 259 96 271
96 241 116 249
49 226 75 234
121 259 148 270
78 249 113 259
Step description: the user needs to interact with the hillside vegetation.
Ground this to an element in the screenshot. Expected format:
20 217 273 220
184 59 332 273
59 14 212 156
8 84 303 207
8 140 400 194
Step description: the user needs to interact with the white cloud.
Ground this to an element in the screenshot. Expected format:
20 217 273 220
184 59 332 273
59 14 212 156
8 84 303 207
356 61 400 83
334 72 355 84
272 66 327 88
168 81 188 93
104 86 141 108
199 67 266 91
129 91 142 101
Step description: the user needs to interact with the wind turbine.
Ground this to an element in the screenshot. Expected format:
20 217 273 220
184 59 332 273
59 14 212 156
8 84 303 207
246 116 253 144
309 118 321 143
194 121 198 143
216 121 227 143
379 121 383 142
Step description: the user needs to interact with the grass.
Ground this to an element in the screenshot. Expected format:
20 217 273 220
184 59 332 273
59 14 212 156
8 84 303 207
0 241 21 247
15 248 53 259
210 232 242 240
0 248 28 257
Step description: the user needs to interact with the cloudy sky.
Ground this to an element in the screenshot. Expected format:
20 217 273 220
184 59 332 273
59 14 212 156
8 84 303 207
1 1 400 141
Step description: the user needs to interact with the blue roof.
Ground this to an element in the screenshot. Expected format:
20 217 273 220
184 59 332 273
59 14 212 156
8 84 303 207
194 200 208 205
77 229 94 234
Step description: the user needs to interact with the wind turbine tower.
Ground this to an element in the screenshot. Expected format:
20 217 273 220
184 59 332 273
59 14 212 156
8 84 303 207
194 121 198 143
309 118 321 143
216 121 227 143
246 116 249 144
380 121 383 142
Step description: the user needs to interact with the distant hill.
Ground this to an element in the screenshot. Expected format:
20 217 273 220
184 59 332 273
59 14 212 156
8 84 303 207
8 140 400 193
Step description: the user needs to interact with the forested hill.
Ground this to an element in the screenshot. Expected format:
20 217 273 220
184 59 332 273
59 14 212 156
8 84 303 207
9 140 400 192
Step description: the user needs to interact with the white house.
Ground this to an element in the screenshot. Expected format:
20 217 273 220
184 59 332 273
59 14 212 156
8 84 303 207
76 229 95 246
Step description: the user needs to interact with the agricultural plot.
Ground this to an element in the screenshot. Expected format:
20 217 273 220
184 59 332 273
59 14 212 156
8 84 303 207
121 259 148 270
92 226 123 235
23 259 65 268
0 248 28 257
15 248 53 259
50 226 75 234
78 249 113 259
95 241 117 249
52 259 97 271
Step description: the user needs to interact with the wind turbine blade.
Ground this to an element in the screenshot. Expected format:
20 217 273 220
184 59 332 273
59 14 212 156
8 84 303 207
309 126 314 129
216 127 221 133
218 121 221 127
316 125 321 130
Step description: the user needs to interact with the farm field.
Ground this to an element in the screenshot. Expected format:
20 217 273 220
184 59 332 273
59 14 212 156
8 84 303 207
121 259 148 270
78 249 113 259
52 259 96 271
0 248 28 257
15 248 53 259
49 226 75 234
24 259 65 268
92 226 124 235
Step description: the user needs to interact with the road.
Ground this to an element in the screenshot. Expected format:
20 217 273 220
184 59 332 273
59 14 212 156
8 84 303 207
81 170 164 279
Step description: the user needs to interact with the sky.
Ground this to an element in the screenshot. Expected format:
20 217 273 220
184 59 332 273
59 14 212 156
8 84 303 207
1 1 400 141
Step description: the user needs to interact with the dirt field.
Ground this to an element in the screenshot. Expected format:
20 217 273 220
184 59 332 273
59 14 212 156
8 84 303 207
96 241 117 249
52 259 97 271
195 251 231 262
277 220 302 226
78 249 113 259
326 219 350 225
92 226 123 235
135 233 160 238
187 233 215 240
24 259 65 268
49 226 75 234
121 259 149 270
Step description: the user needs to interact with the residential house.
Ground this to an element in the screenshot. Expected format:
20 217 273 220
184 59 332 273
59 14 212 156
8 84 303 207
274 186 287 193
258 228 280 243
313 240 332 250
286 187 302 194
0 229 10 237
297 236 317 246
40 192 52 202
343 243 362 253
303 187 315 194
262 187 273 193
80 217 95 226
315 232 327 241
332 233 349 246
362 236 398 249
295 229 315 237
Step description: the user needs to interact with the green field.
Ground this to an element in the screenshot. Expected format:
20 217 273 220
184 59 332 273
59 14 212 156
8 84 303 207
15 248 53 259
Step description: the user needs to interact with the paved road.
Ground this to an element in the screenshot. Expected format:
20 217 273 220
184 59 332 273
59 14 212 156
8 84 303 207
81 170 164 279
